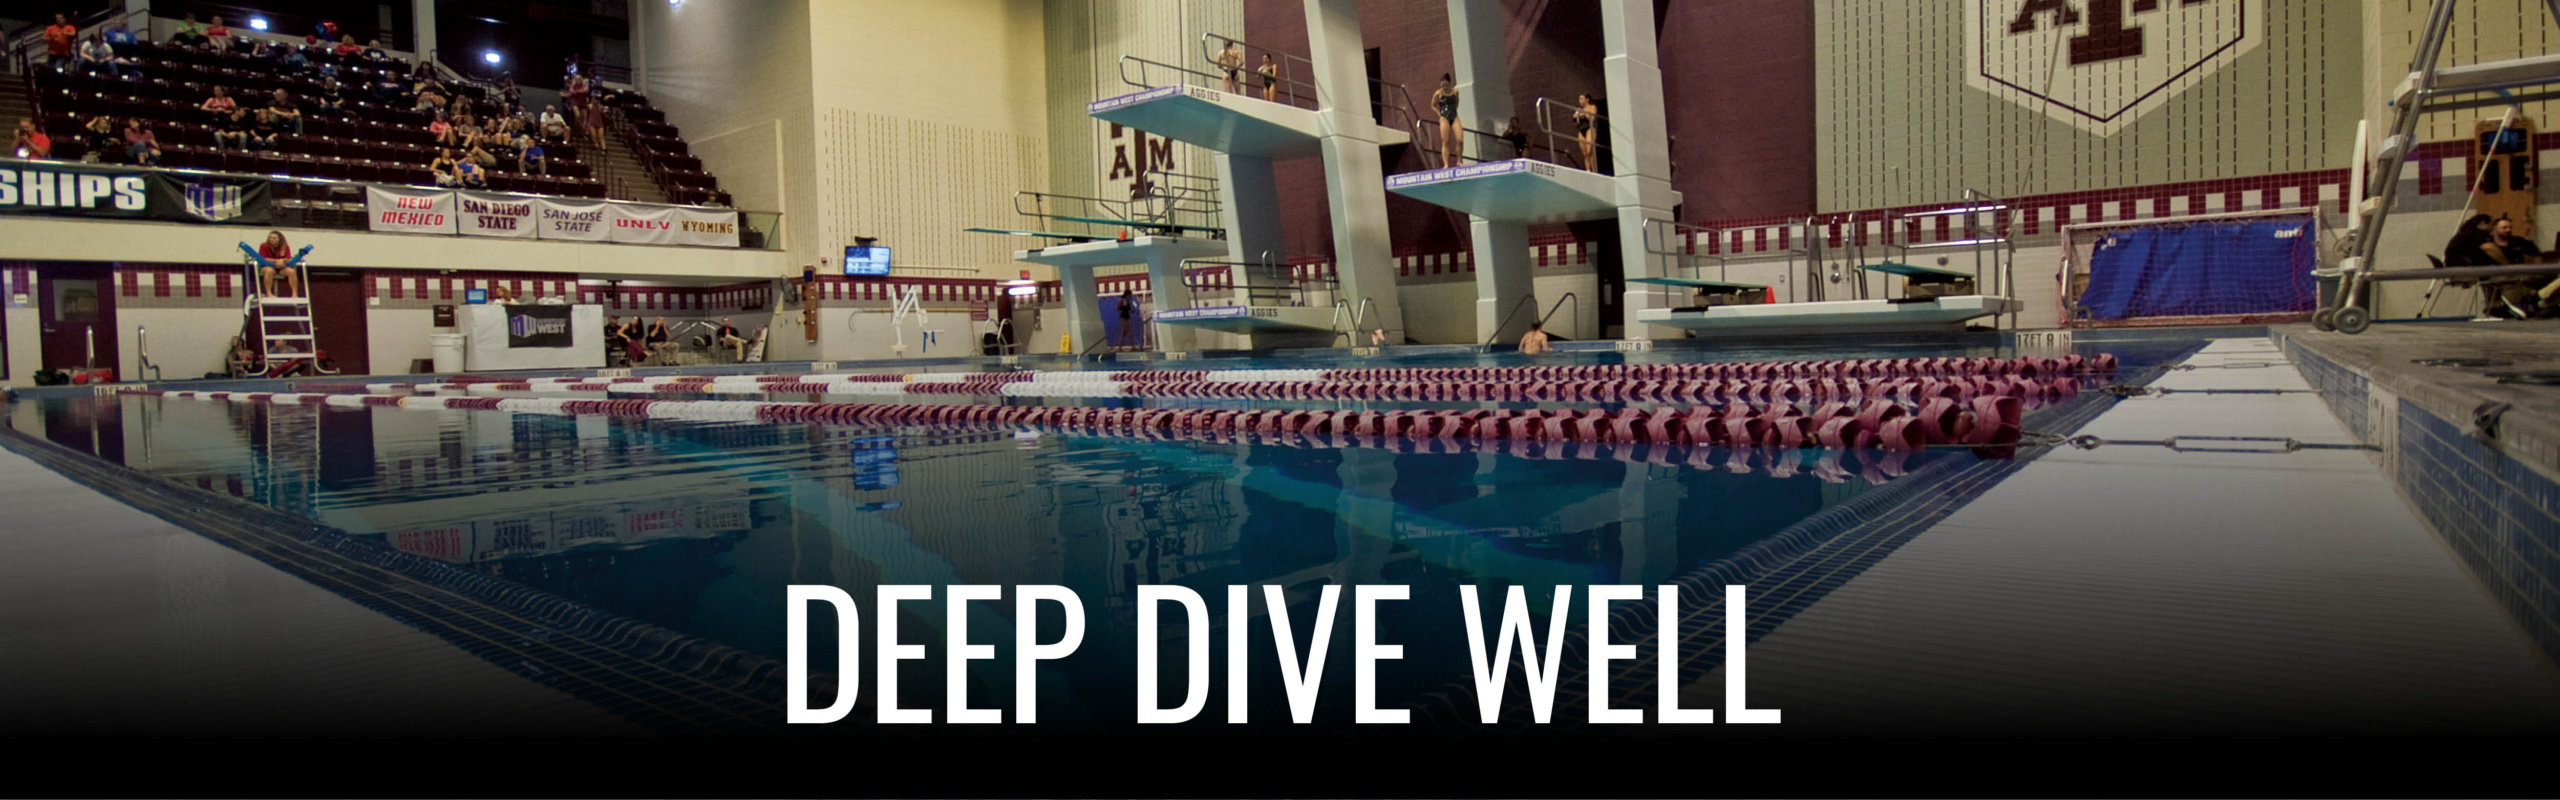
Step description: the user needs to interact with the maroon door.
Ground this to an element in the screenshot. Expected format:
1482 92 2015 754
36 263 118 375
307 270 371 375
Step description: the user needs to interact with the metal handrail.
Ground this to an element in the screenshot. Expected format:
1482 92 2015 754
1483 293 1539 347
1539 292 1579 338
993 317 1019 354
137 325 161 381
1012 187 1223 237
1533 96 1610 172
1199 33 1318 107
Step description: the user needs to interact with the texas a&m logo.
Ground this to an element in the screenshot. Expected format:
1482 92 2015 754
1966 0 2263 135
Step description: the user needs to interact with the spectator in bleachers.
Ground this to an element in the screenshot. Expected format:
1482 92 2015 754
499 76 522 108
213 109 249 150
454 112 483 149
205 16 234 52
333 35 362 61
429 111 455 148
430 148 461 187
566 74 592 106
81 114 116 160
314 58 338 81
256 231 300 298
169 14 207 49
578 100 605 147
198 86 238 124
456 156 488 189
466 142 497 170
245 38 272 62
122 118 160 166
14 118 54 160
373 73 407 104
78 34 127 75
44 14 77 72
278 40 308 73
267 91 305 135
312 78 346 117
364 39 388 63
540 105 567 140
519 137 548 175
248 109 280 151
104 20 134 49
414 81 448 113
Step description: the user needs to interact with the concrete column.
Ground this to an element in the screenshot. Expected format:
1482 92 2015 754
412 0 437 64
1601 0 1680 341
1302 0 1404 345
1144 250 1199 353
1058 267 1108 355
1217 153 1284 299
1451 0 1535 346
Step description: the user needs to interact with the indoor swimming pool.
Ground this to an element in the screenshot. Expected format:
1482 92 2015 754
0 335 2226 733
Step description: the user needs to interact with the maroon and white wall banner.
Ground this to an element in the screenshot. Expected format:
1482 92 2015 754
609 203 740 248
536 197 610 242
457 192 537 239
367 185 456 234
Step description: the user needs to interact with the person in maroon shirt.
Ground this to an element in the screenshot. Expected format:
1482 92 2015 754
121 117 159 165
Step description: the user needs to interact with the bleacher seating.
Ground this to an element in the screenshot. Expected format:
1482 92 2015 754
19 37 738 204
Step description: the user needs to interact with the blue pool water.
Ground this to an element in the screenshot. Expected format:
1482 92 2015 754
5 337 2205 731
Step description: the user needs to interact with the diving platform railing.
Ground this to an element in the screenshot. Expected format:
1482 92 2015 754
1180 255 1334 309
1533 96 1611 173
1483 291 1580 348
1003 171 1225 240
1199 33 1320 110
1867 189 2017 324
1633 219 1762 309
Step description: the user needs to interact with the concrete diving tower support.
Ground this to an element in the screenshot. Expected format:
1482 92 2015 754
1013 236 1229 354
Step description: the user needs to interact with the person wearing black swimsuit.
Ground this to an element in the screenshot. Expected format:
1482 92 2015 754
1574 93 1599 171
1258 54 1279 102
1431 74 1462 169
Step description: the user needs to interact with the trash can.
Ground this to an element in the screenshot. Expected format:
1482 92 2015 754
429 333 467 373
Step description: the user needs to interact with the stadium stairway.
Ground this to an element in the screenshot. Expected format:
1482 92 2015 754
0 77 33 136
599 124 669 205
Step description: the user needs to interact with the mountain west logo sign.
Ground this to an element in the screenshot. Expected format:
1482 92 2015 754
1966 0 2263 135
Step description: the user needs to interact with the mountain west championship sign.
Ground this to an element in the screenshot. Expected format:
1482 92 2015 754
1967 0 2263 135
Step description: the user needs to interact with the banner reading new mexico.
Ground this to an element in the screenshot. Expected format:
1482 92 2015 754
367 185 456 234
608 202 739 248
457 191 536 238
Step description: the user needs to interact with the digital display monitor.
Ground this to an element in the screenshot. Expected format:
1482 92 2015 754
464 288 488 304
844 246 892 276
2481 128 2531 155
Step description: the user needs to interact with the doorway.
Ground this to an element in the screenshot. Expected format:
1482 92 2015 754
37 263 118 376
307 270 372 375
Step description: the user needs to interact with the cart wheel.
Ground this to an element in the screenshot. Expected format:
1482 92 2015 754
2311 308 2337 332
2334 306 2372 335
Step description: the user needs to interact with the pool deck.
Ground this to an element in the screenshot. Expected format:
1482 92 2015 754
0 440 642 737
1685 337 2560 733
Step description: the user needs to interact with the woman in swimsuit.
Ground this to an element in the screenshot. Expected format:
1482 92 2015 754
1257 54 1279 102
1431 74 1462 169
1574 93 1600 171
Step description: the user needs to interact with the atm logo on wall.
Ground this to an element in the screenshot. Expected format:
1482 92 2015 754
1967 0 2263 136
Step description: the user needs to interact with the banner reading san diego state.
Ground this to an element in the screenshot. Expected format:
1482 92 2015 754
504 303 575 348
367 185 457 234
457 191 537 238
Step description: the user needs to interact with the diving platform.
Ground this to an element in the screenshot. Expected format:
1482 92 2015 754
1087 85 1412 160
1636 295 2021 336
1012 235 1229 269
1383 160 1622 223
1151 305 1337 334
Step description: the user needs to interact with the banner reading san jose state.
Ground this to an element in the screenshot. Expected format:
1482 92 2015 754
504 303 575 348
535 197 610 242
368 185 457 234
457 191 537 238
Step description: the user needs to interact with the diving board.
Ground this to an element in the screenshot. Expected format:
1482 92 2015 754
1628 277 1764 290
1151 304 1336 334
1636 295 2020 336
1382 159 1622 223
1861 261 1974 279
1088 84 1411 161
966 227 1102 243
1015 235 1232 354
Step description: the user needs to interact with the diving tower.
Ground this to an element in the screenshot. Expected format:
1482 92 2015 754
969 174 1230 355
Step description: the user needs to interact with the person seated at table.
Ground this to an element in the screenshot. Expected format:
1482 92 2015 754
715 317 748 361
2481 216 2551 319
604 315 630 363
1517 320 1552 354
644 318 676 364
